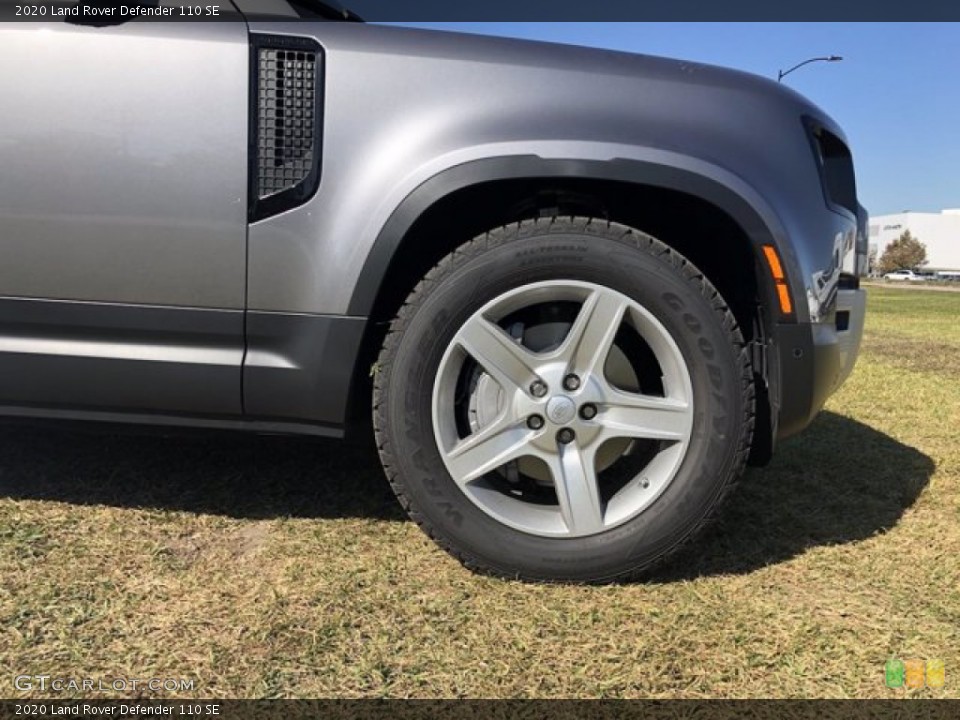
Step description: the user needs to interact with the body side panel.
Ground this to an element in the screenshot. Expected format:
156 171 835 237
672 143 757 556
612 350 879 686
0 21 251 416
0 21 249 309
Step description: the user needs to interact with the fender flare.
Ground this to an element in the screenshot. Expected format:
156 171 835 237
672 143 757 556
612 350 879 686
346 155 794 322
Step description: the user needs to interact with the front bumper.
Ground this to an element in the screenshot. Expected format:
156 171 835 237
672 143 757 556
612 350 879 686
774 287 866 440
832 287 867 388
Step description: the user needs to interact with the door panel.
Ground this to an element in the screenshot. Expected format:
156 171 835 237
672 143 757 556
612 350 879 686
0 21 249 416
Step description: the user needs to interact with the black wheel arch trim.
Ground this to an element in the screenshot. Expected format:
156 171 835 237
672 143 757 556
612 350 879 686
346 155 799 325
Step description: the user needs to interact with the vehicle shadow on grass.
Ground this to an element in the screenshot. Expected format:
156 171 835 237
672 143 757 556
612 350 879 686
652 410 935 580
0 410 935 578
0 423 405 522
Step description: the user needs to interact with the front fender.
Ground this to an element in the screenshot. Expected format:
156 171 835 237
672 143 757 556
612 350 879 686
346 151 798 324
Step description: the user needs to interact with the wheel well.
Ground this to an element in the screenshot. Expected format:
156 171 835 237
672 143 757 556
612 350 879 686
367 178 765 333
350 177 773 460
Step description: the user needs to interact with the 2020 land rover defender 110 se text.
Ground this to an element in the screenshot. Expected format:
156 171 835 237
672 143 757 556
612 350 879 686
0 9 867 582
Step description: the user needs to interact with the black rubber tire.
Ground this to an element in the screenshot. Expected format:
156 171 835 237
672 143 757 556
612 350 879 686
373 217 755 583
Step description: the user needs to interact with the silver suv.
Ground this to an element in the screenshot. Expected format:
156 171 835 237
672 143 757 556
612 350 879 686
0 6 867 581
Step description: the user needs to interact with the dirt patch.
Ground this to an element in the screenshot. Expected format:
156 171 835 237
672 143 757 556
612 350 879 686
231 523 269 559
162 523 270 569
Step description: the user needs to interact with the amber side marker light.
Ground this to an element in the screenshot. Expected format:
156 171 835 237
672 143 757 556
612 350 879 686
762 244 793 315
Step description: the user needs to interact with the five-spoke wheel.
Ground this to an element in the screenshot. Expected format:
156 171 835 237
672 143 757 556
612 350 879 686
432 280 694 537
374 218 752 582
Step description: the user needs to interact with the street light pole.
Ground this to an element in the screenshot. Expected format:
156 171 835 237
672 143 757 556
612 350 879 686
778 55 843 82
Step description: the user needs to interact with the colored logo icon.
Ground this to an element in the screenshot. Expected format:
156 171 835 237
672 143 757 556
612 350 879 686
904 659 925 689
885 658 905 688
927 659 946 689
885 657 945 689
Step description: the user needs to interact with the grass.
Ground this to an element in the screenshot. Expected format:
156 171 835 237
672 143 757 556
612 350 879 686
1 286 957 699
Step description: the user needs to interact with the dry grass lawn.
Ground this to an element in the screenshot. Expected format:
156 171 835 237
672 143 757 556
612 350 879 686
1 286 957 699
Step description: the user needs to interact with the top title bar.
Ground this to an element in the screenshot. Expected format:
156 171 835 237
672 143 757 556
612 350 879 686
1 0 959 21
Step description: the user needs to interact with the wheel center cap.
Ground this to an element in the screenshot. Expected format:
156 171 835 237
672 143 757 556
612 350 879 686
545 395 576 425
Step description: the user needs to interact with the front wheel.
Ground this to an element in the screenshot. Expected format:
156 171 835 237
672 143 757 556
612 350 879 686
373 217 754 582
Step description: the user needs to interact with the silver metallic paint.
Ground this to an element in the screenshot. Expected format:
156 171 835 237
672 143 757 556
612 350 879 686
246 22 858 323
0 21 249 309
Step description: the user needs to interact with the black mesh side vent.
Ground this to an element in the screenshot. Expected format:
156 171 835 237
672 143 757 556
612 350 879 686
257 47 317 200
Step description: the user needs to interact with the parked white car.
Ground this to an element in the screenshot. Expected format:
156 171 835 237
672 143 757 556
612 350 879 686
884 269 928 281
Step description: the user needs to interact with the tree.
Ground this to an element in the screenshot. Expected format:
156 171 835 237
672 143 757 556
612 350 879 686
878 230 927 274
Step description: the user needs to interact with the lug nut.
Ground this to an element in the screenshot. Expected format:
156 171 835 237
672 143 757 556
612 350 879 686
530 380 548 398
557 428 576 445
527 415 545 430
562 374 581 391
579 403 597 420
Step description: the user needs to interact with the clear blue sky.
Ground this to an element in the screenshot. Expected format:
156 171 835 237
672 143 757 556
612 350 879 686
390 23 960 217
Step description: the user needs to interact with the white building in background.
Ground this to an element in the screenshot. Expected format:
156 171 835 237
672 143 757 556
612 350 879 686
868 209 960 273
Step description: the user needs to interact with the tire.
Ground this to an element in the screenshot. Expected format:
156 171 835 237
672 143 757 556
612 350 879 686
373 217 754 582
